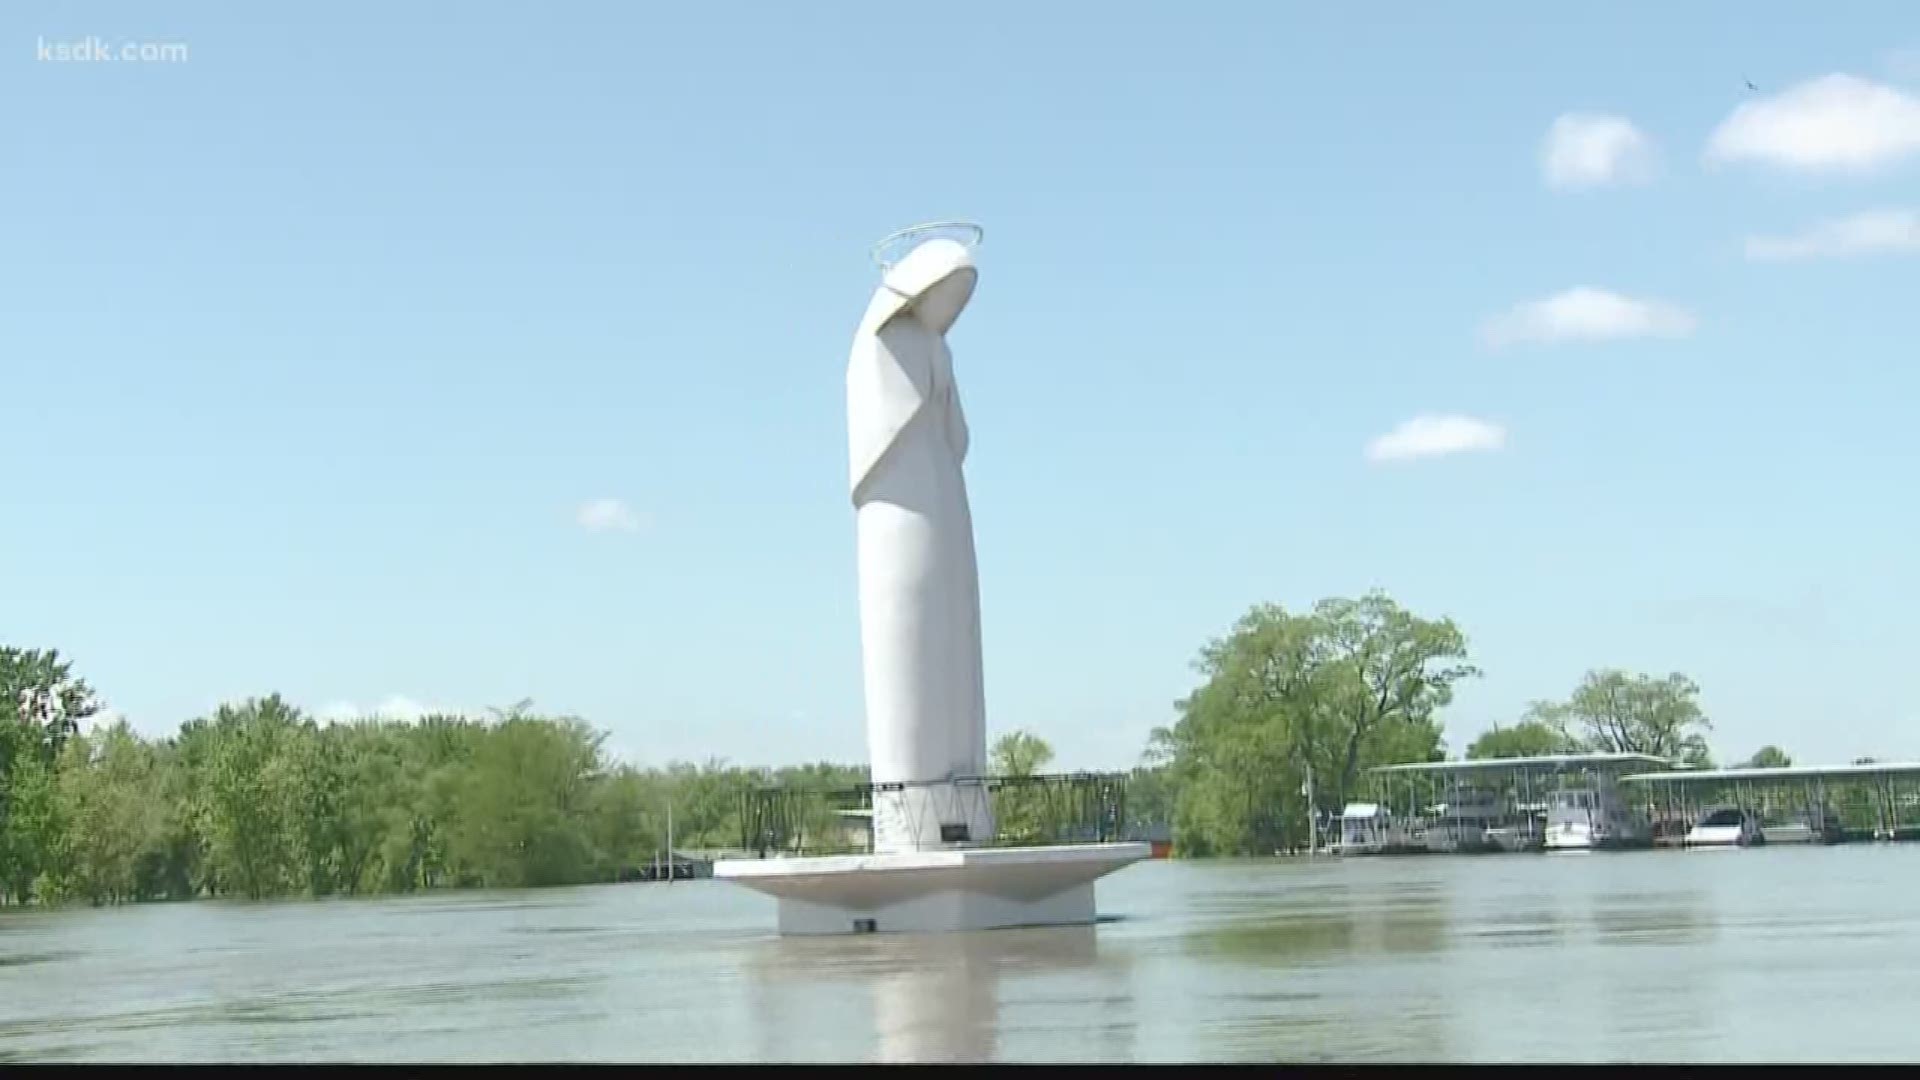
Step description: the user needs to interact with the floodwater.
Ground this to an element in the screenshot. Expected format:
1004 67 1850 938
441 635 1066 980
6 846 1920 1062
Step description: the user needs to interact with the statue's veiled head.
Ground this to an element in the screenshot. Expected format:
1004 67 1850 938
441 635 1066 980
877 238 976 335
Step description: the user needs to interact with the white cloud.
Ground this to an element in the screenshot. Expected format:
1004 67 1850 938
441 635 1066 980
317 696 443 722
576 497 646 534
1365 415 1507 464
373 695 434 720
1541 113 1658 189
1745 208 1920 261
1705 73 1920 173
1481 287 1698 349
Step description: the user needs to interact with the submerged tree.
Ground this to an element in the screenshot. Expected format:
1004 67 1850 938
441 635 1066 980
193 695 316 900
0 658 895 907
1152 593 1473 856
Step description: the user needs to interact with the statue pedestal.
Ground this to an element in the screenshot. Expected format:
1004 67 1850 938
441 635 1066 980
714 842 1150 936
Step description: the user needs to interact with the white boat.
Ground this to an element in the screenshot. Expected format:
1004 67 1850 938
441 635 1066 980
1542 778 1651 851
1685 806 1764 847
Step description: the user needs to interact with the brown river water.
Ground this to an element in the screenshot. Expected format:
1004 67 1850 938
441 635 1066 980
5 845 1919 1062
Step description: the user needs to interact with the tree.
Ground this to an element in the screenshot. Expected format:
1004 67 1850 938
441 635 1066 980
1314 595 1476 807
193 695 317 899
656 758 758 851
446 715 604 888
2 647 105 903
990 731 1054 778
585 765 662 875
1151 593 1473 856
1743 745 1792 769
1465 718 1584 760
1543 669 1712 766
989 731 1057 843
0 750 60 903
1 647 101 760
1152 605 1323 855
145 734 206 900
1126 764 1175 834
50 722 171 905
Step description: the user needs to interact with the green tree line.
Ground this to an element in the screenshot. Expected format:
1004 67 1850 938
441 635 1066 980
8 583 1762 893
2 648 865 907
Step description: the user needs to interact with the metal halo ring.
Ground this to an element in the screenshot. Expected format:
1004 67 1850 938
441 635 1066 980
870 221 983 270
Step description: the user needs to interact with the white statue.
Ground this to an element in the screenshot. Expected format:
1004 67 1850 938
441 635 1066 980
714 223 1147 934
847 228 994 853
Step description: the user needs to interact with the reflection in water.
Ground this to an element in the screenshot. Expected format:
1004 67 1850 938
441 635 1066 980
1170 863 1457 1060
1463 898 1565 949
871 935 996 1062
1193 910 1355 963
1591 888 1717 1057
1590 890 1715 948
1188 873 1451 968
743 925 1110 1062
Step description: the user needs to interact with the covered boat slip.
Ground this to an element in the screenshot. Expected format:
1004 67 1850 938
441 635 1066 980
1342 756 1920 853
1619 761 1920 844
1346 754 1670 854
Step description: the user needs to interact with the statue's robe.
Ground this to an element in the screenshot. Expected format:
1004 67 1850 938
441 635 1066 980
846 238 993 852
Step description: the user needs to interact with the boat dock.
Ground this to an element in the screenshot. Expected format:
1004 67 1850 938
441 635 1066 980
1622 761 1920 846
1333 754 1920 855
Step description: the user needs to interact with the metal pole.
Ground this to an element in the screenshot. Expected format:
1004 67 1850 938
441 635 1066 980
1446 773 1455 849
1885 775 1896 840
1306 761 1315 857
667 801 674 883
1524 769 1534 844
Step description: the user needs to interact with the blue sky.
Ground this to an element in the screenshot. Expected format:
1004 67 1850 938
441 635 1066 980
4 3 1918 771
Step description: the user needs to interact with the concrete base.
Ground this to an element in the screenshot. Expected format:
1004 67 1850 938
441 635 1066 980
714 842 1150 936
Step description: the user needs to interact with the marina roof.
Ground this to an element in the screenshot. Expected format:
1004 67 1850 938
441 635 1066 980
1620 761 1920 785
1369 752 1673 776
